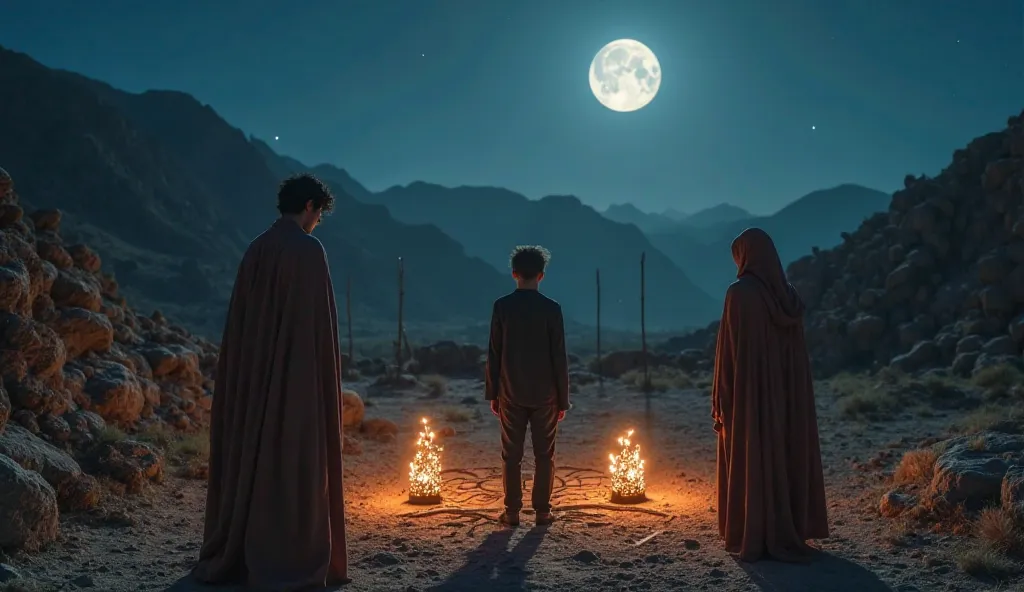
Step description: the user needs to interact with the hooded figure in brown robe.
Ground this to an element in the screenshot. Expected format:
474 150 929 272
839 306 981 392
711 227 829 563
193 174 348 590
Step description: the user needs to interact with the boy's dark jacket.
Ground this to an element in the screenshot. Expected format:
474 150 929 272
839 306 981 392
484 289 570 410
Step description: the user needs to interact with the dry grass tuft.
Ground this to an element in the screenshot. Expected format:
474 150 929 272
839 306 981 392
955 405 1024 435
949 506 1024 580
98 425 126 443
441 407 473 423
893 448 939 487
955 545 1021 580
135 423 210 465
971 363 1024 391
966 434 988 452
421 374 448 398
620 367 694 392
837 388 905 420
975 507 1023 555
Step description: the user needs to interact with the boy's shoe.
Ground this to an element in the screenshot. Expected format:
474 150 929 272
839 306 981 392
535 511 555 525
498 511 520 527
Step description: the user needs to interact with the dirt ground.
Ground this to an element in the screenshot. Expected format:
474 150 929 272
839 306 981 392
3 376 1020 592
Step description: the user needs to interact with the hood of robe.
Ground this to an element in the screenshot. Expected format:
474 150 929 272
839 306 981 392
731 227 806 328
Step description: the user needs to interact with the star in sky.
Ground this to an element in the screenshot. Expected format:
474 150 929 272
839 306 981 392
274 136 279 140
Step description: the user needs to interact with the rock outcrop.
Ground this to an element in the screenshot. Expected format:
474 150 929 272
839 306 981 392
880 431 1024 518
0 167 216 551
660 110 1024 378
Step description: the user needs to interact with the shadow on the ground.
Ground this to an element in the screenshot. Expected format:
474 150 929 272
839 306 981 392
428 525 547 591
736 550 894 592
162 573 348 592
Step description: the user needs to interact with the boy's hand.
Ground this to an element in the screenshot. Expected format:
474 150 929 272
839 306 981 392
557 410 566 422
490 400 500 418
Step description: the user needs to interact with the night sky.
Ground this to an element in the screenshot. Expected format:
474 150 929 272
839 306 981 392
3 0 1023 214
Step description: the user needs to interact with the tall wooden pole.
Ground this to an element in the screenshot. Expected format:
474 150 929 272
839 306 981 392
596 268 603 389
396 257 405 369
640 252 650 391
346 276 354 363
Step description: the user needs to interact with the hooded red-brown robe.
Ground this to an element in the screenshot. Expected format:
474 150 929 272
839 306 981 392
193 217 348 590
711 227 829 562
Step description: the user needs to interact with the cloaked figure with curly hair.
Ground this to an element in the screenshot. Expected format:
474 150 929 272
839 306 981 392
194 173 350 589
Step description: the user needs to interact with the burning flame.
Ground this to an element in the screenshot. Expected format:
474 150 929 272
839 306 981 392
408 417 443 499
608 429 645 499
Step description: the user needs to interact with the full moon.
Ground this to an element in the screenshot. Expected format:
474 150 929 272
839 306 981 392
589 39 661 112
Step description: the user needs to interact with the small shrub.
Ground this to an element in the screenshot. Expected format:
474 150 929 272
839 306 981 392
620 367 693 392
838 388 905 421
98 425 126 443
422 374 448 398
442 407 472 423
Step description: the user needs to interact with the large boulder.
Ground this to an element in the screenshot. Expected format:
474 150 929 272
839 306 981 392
928 432 1024 508
411 341 484 377
0 454 58 551
83 361 145 426
46 307 114 358
0 425 99 511
83 439 164 492
342 390 365 428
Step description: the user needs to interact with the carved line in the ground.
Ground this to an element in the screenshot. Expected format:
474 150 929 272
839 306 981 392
438 465 608 507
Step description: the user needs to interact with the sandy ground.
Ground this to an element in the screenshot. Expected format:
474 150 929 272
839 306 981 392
3 377 1019 592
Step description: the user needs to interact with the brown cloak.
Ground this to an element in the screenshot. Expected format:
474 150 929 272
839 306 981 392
193 217 348 590
711 227 829 562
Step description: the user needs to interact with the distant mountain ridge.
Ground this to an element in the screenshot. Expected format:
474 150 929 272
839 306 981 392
601 201 753 236
679 203 752 229
648 183 892 297
360 182 721 330
602 203 679 234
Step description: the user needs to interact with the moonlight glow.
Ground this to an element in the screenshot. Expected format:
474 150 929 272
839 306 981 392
589 39 662 112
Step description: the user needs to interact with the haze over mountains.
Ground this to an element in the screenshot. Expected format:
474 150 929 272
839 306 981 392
0 44 892 339
600 185 891 298
602 202 752 235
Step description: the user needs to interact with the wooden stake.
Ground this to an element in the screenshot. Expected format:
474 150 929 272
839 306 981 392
641 252 649 392
346 276 354 363
396 257 405 369
596 268 603 389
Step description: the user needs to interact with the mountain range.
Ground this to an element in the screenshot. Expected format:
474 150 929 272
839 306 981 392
0 45 507 338
602 202 753 235
0 43 892 340
599 185 891 298
644 184 892 297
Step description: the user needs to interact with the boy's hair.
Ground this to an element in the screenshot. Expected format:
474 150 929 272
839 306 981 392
509 245 551 280
277 173 335 215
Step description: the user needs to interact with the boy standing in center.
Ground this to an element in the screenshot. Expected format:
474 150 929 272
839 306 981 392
485 245 570 526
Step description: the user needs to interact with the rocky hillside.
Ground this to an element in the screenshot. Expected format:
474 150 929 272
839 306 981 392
0 45 509 338
661 110 1024 380
649 184 891 298
363 183 720 331
0 166 218 550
